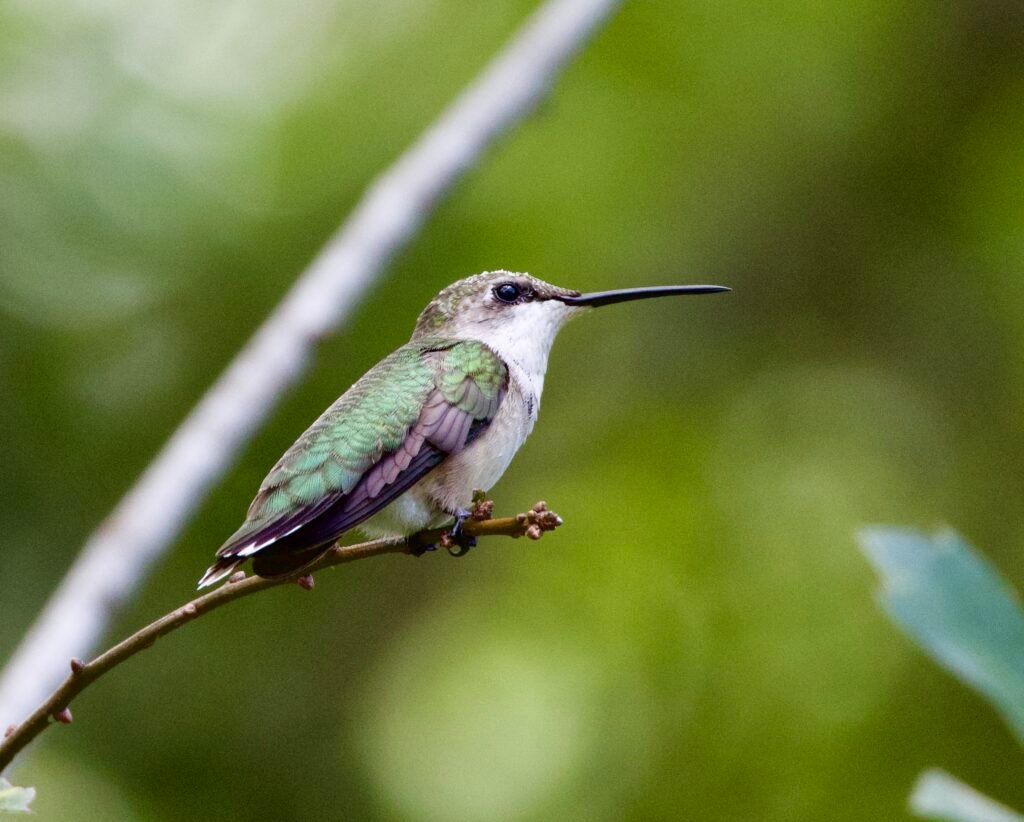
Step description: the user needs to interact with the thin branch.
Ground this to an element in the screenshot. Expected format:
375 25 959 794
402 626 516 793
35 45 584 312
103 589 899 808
0 0 623 731
0 503 564 774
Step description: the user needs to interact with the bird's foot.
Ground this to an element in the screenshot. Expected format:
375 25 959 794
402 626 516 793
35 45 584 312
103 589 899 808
441 509 477 557
408 539 438 557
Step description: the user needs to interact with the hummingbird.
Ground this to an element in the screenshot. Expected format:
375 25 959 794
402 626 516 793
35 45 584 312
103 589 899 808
198 271 729 588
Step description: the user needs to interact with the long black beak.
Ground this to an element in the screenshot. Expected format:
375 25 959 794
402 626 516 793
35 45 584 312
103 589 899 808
556 284 730 308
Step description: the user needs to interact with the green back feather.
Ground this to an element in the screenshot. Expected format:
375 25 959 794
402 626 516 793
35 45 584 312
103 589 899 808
223 338 507 547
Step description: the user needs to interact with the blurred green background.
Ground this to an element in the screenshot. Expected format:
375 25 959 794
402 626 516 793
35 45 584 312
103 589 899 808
2 0 1024 819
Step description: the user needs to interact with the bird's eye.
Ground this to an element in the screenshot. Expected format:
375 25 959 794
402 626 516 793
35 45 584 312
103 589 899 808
493 283 522 304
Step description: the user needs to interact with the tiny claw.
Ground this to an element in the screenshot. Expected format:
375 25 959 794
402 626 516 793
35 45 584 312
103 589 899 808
450 509 471 537
297 574 315 591
53 708 73 724
445 509 477 556
446 535 476 557
408 535 437 556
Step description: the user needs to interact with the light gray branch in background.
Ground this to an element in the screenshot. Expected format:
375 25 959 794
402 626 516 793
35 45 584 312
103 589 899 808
0 0 624 734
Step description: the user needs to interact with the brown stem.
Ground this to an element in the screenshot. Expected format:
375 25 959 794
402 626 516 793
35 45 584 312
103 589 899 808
0 503 562 774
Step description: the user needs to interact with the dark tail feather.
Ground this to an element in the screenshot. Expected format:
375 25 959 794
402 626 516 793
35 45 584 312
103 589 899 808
196 545 326 589
251 544 330 579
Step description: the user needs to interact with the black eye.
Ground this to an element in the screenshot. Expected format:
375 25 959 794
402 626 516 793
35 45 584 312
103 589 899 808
494 283 521 304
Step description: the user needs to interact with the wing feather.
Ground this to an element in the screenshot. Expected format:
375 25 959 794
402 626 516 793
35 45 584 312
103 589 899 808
199 339 508 586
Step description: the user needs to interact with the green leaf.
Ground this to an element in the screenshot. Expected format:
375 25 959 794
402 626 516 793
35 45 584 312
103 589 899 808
0 778 35 815
910 769 1023 822
859 527 1024 745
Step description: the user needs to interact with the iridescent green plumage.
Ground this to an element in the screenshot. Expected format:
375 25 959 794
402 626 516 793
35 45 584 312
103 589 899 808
252 345 435 515
204 338 508 581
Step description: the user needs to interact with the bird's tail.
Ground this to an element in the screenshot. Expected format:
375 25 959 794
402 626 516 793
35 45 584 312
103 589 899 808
196 558 244 590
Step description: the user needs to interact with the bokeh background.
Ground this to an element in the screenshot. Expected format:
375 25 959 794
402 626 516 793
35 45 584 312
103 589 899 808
2 0 1024 819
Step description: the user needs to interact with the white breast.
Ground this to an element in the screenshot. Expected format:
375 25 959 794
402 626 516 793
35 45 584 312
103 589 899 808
367 298 584 533
419 299 584 511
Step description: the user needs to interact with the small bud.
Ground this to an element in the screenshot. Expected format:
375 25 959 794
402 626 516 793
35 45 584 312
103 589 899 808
539 511 561 529
53 708 73 724
471 499 494 520
532 500 548 513
297 574 315 591
183 602 198 616
525 524 543 540
70 658 86 675
516 513 528 524
4 725 16 739
228 571 246 584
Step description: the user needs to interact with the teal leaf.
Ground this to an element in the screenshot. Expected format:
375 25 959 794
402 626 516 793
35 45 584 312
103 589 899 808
910 769 1023 822
0 778 36 814
859 527 1024 745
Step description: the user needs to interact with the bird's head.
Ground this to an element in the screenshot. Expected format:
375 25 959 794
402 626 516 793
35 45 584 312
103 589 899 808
413 270 729 350
412 271 581 344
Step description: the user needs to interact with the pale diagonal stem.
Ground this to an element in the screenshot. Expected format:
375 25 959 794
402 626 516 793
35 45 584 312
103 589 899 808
0 0 624 732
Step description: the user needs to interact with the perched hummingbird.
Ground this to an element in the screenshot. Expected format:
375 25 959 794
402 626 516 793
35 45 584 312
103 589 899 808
198 271 728 588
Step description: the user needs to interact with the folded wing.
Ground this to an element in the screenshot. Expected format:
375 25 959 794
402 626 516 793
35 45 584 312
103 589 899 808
198 339 507 587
